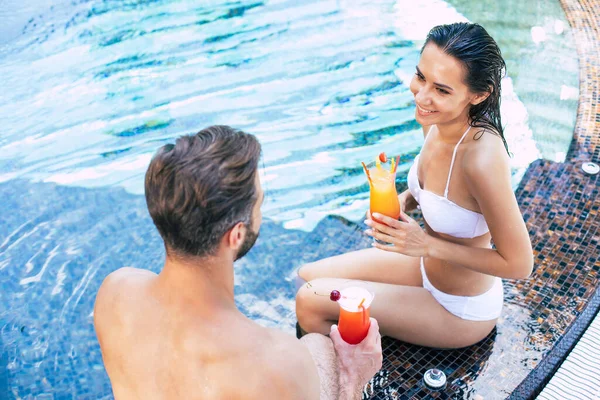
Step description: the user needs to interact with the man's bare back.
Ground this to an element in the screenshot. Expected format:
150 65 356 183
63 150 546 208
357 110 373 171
94 127 382 400
94 267 321 400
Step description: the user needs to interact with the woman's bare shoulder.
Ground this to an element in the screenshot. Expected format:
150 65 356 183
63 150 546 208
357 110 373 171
465 128 510 171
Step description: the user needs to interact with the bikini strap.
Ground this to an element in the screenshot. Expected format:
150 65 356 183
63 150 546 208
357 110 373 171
424 125 434 142
418 126 435 159
444 125 472 198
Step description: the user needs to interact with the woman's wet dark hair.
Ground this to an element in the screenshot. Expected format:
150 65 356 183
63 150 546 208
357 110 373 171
423 22 509 154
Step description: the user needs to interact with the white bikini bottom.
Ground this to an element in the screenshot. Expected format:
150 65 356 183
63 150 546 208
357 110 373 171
420 258 503 321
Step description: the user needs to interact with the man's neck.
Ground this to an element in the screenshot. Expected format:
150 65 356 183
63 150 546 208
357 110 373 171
156 252 237 312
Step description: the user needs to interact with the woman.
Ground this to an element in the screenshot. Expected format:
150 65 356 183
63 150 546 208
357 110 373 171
295 22 533 349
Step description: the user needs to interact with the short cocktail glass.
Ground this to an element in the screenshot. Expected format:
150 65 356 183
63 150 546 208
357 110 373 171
364 159 400 245
337 287 374 345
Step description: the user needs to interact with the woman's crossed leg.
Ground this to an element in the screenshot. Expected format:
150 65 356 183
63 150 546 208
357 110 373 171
295 248 496 349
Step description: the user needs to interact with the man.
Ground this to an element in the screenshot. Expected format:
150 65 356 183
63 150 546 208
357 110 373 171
94 125 382 399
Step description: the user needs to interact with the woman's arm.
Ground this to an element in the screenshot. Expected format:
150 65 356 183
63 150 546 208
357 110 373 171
425 235 532 279
366 142 533 280
426 149 533 278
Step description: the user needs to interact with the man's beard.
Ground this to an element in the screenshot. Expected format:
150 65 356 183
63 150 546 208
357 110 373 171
235 227 259 261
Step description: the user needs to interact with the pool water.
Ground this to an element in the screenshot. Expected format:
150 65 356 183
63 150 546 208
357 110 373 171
0 0 578 398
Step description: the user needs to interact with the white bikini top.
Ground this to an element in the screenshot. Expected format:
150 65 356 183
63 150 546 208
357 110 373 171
407 126 489 239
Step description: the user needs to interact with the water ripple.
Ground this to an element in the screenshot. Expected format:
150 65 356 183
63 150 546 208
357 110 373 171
0 0 467 225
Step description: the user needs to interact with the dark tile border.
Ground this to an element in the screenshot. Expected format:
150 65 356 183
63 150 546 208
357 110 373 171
509 0 600 397
509 285 600 399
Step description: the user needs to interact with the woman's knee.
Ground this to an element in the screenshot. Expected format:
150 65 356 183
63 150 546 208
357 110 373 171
295 280 328 330
295 281 314 317
295 283 314 328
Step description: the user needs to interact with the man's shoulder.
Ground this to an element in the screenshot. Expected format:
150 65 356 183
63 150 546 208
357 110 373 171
98 267 155 295
105 266 156 281
93 267 155 330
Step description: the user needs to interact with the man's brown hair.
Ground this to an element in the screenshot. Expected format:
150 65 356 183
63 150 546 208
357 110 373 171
144 125 261 258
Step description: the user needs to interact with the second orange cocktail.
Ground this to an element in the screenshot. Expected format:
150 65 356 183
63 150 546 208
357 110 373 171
337 287 374 344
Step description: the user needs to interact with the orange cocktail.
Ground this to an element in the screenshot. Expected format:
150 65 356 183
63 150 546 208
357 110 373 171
362 154 400 244
369 166 400 224
337 287 374 345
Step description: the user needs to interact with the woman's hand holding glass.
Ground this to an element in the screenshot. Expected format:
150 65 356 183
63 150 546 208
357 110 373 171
364 211 430 257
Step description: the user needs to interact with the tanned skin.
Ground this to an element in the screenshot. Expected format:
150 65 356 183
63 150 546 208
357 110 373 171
95 174 382 399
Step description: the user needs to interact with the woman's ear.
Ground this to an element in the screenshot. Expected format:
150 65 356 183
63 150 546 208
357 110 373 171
471 86 493 106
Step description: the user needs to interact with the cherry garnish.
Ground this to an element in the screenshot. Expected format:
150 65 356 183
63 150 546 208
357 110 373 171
378 152 387 163
330 290 341 301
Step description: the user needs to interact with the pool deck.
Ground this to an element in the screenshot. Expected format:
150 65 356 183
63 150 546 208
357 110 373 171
355 0 600 397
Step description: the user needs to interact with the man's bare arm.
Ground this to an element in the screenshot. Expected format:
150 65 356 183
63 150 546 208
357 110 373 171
300 333 339 399
330 318 383 400
301 319 383 400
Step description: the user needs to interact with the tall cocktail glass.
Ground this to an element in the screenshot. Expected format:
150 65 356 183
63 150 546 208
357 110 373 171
363 157 400 245
337 287 374 344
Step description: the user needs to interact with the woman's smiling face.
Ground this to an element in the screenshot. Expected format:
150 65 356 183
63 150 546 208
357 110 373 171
409 43 481 127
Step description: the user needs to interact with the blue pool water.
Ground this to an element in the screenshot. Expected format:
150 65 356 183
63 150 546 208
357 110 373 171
0 0 578 398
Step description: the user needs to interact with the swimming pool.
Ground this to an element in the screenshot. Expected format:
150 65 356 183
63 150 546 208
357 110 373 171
0 0 578 398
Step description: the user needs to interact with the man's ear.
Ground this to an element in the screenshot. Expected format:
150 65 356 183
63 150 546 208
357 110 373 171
227 222 246 251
